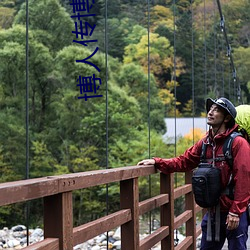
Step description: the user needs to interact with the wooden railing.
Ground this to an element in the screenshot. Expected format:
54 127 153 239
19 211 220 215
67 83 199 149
0 165 203 250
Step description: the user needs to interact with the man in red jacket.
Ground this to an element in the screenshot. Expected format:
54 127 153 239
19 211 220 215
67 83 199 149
138 97 250 250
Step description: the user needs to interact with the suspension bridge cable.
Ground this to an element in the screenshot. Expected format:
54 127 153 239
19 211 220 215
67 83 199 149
228 64 231 100
191 0 195 144
147 0 152 234
105 0 109 247
25 0 30 245
172 0 177 194
147 1 151 160
216 0 242 103
172 0 179 245
173 0 177 157
213 0 217 94
218 31 225 96
203 0 207 97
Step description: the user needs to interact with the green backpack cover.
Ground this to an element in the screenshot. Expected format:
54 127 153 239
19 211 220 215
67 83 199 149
235 105 250 140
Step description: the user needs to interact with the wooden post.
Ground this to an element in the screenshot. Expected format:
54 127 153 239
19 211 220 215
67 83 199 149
185 171 196 250
120 178 139 250
44 192 73 250
160 173 174 250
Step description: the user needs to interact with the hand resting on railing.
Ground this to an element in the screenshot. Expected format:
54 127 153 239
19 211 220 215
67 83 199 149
137 159 155 166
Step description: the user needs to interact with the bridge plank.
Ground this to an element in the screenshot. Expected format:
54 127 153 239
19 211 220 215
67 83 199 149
139 194 169 215
160 173 175 250
175 236 193 250
120 178 140 250
0 177 59 206
57 165 156 192
44 192 73 250
174 210 192 229
174 184 192 199
0 165 156 206
22 238 59 250
73 209 131 245
140 226 169 250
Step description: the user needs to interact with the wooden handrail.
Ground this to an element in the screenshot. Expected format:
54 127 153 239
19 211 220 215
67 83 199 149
0 165 155 206
0 165 203 250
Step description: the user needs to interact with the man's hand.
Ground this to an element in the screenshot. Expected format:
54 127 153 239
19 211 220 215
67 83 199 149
226 213 240 230
137 159 155 166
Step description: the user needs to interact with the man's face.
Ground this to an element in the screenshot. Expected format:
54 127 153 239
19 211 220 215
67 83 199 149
207 104 226 127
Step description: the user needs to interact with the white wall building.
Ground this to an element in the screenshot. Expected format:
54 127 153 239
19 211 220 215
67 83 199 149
163 117 209 144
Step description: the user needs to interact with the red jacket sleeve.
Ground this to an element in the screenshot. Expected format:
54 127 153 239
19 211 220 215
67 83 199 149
153 139 203 174
229 136 250 215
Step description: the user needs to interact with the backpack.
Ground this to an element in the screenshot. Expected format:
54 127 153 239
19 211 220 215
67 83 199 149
192 162 221 208
192 131 241 208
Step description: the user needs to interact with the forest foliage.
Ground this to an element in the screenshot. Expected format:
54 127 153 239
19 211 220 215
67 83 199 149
0 0 249 227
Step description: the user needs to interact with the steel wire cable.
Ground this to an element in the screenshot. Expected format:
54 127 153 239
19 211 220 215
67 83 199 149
191 0 195 144
105 0 109 248
216 0 242 104
25 0 30 245
147 0 152 234
204 0 207 98
172 0 179 245
213 0 217 95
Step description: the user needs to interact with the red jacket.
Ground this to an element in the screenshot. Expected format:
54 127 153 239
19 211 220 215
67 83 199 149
154 124 250 216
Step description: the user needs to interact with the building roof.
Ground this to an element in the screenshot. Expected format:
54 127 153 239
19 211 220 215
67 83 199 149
163 117 208 144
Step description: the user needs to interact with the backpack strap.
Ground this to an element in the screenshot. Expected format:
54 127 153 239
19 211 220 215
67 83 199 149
223 132 243 200
200 142 208 163
223 132 242 169
201 131 242 166
201 141 226 163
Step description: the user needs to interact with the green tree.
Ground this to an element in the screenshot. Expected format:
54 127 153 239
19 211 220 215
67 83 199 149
14 0 74 52
93 17 140 60
30 141 57 178
234 46 250 102
124 32 175 79
0 6 15 29
148 5 174 33
0 39 27 180
222 0 250 46
123 31 185 116
114 63 165 132
0 24 57 137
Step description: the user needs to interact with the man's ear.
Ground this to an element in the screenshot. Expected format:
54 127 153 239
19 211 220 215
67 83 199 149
224 114 232 123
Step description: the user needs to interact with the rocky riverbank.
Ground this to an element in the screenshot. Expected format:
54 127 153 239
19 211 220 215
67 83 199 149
0 225 43 249
0 225 188 249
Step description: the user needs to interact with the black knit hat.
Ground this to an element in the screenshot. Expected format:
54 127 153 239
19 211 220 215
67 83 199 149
206 97 237 120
